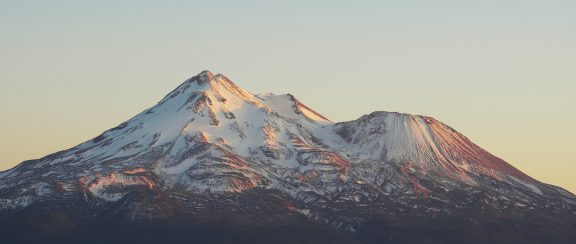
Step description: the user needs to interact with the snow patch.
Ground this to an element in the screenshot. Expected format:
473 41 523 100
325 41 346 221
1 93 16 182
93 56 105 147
509 176 543 195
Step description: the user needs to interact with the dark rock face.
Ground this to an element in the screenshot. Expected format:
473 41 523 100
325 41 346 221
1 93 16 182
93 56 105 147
1 71 574 243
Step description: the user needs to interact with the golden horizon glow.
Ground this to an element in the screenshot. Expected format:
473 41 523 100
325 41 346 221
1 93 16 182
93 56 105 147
0 1 575 194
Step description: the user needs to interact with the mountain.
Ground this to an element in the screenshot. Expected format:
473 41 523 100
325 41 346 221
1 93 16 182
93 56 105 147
1 71 575 243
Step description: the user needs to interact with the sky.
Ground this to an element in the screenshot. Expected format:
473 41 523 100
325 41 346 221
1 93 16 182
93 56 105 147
0 0 575 193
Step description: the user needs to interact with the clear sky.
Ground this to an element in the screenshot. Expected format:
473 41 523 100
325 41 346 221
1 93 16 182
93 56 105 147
1 0 575 193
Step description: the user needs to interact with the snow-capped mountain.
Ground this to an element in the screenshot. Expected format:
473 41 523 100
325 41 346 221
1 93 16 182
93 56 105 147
1 71 574 243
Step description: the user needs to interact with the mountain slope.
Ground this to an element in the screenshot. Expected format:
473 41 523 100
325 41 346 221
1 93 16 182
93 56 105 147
0 71 574 243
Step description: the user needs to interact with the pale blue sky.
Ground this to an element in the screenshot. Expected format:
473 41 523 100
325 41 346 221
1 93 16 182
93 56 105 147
1 0 575 192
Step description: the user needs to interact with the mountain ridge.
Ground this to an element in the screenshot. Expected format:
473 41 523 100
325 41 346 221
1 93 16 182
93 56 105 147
0 70 574 243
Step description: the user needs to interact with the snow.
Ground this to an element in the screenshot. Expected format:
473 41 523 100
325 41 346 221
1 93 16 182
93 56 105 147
85 173 156 201
330 111 525 184
509 175 543 195
0 196 33 210
32 182 52 196
0 70 562 212
162 158 198 174
296 208 311 216
257 93 331 123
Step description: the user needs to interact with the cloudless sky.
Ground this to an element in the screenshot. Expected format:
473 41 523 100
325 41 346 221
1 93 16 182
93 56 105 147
1 0 575 193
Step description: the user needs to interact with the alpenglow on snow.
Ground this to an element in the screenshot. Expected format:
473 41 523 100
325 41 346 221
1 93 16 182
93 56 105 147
0 71 574 243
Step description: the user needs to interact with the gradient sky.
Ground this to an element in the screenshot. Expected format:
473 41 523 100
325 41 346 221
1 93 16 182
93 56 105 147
1 0 575 193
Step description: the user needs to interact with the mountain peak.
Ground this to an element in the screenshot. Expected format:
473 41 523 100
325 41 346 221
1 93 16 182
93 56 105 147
1 70 574 243
198 70 215 81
